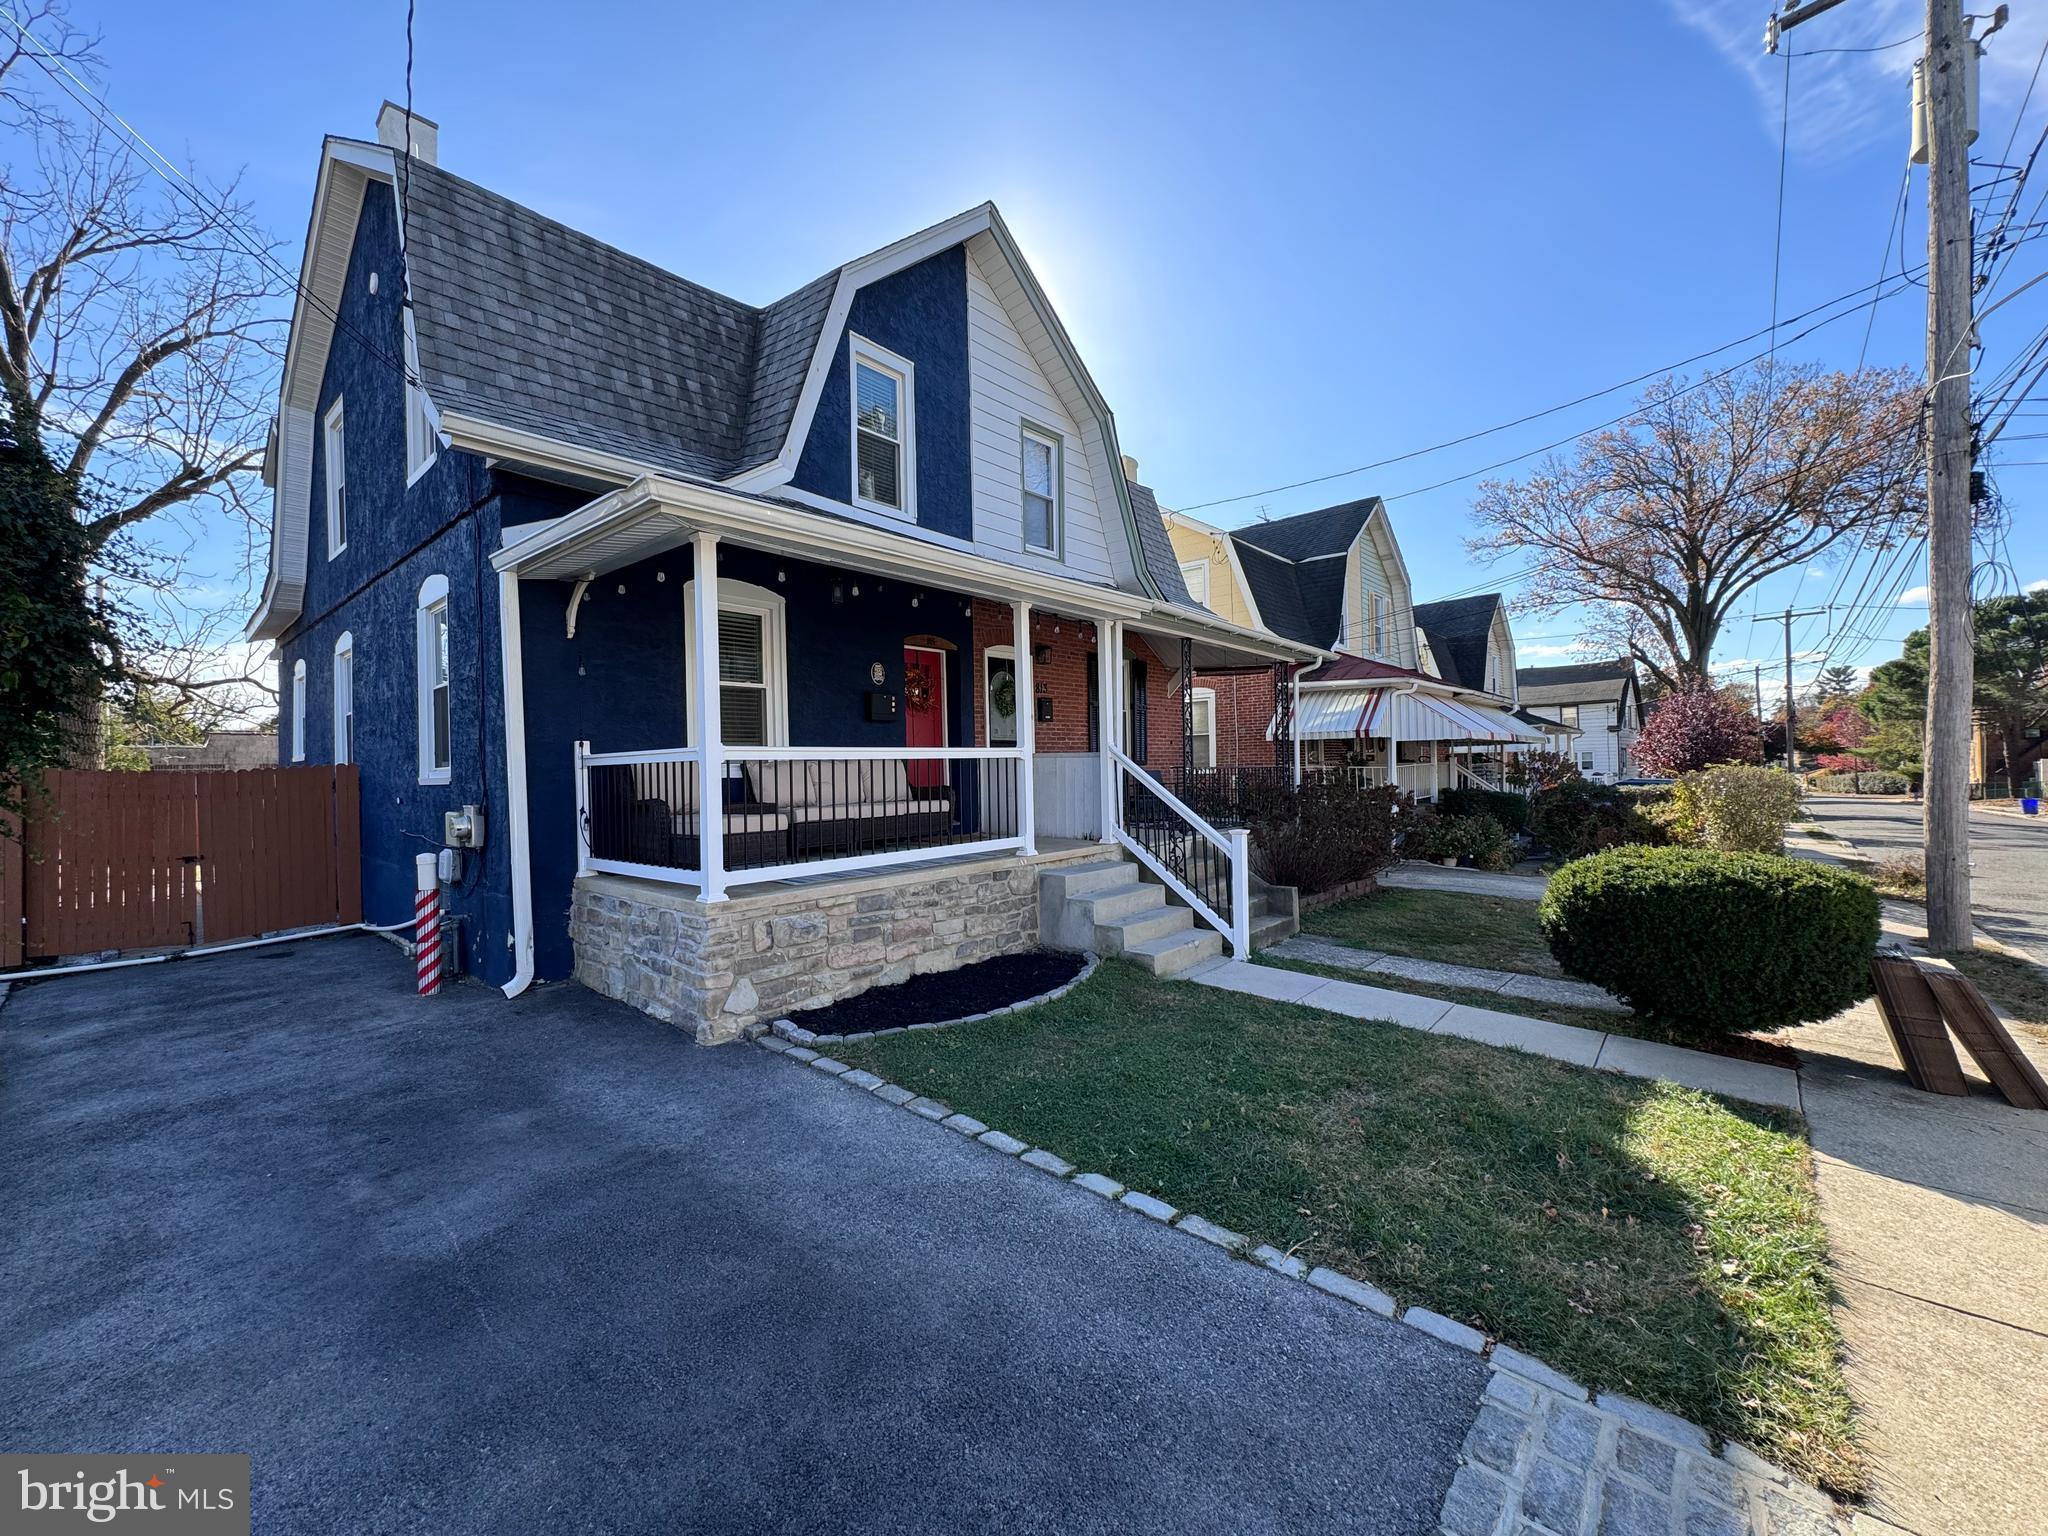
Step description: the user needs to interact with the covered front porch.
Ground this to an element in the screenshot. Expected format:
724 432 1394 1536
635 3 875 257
1284 669 1551 799
495 475 1314 1029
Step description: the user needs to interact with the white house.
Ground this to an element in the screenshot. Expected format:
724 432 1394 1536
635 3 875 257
1515 661 1645 781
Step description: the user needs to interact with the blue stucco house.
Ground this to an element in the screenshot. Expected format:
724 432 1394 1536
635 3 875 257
250 104 1316 1038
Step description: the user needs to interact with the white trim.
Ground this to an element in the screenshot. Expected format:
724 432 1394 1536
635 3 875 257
586 835 1030 893
1178 558 1210 607
682 576 788 747
687 531 727 902
416 572 452 784
323 397 347 558
499 572 536 996
982 643 1018 748
1013 600 1037 856
331 630 354 766
290 658 307 761
1190 685 1217 770
849 333 916 521
1018 421 1063 555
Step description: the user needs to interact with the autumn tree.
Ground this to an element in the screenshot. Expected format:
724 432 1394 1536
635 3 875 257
1470 364 1923 690
0 3 286 761
1632 681 1764 776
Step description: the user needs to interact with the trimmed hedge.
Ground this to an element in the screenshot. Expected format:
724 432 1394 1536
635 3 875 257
1811 771 1910 795
1436 785 1530 835
1539 845 1878 1034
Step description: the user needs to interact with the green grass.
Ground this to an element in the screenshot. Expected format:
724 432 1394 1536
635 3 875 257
835 965 1860 1493
1306 886 1561 976
1256 954 1800 1066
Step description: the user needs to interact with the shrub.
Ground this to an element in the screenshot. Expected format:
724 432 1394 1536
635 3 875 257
1527 779 1667 861
1419 811 1515 871
1635 682 1764 775
1437 785 1530 835
1539 846 1879 1034
1669 764 1802 853
1811 771 1910 795
1244 776 1402 895
1506 750 1581 792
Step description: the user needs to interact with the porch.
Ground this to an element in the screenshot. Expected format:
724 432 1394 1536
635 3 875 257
494 475 1317 1024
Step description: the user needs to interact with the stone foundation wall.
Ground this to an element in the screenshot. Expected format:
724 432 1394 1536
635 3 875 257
571 851 1097 1044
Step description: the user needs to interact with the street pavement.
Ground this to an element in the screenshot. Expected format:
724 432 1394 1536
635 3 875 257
0 935 1483 1535
1801 794 2048 955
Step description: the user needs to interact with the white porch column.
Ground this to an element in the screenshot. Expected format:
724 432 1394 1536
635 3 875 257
1012 599 1037 855
1096 618 1119 843
1430 742 1441 800
1290 667 1303 788
690 530 727 902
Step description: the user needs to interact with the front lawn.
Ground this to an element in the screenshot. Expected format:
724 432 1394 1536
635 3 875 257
1306 886 1561 976
834 965 1860 1494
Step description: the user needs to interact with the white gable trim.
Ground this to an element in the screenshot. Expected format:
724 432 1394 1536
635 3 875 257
724 204 1161 603
1163 510 1267 634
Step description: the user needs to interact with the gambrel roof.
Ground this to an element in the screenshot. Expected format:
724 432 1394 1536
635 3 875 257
1412 593 1505 691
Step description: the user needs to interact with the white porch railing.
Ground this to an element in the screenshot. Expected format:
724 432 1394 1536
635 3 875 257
1108 746 1251 959
576 743 1030 897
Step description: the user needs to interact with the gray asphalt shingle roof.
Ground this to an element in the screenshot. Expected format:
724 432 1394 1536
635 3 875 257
1127 481 1199 609
1515 660 1636 706
400 156 839 480
1412 594 1503 691
1219 497 1382 649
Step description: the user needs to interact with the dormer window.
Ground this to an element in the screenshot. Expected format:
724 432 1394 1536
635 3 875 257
323 399 347 556
850 335 914 517
1020 424 1062 554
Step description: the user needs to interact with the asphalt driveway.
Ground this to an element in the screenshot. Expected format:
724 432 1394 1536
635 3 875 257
0 936 1482 1534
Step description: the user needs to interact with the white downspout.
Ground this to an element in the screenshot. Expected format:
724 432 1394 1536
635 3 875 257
498 567 537 998
1386 682 1422 792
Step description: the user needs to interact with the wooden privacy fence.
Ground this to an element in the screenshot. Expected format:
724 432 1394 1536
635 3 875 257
1 765 361 967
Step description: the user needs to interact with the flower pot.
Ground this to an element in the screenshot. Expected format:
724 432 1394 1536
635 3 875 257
1439 857 1458 868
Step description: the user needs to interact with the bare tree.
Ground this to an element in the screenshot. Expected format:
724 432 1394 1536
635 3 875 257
1468 364 1924 690
0 2 287 753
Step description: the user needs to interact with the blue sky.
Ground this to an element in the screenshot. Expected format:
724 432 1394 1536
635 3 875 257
75 0 2048 700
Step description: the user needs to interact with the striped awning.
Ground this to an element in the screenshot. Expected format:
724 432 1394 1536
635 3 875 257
1286 687 1548 744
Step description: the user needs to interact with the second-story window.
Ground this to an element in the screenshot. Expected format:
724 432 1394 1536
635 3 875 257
1179 560 1210 606
324 399 347 556
851 336 913 517
1369 592 1386 656
290 658 307 761
1558 704 1580 729
1020 425 1061 553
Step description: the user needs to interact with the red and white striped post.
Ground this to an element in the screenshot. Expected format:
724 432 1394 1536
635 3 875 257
414 851 442 997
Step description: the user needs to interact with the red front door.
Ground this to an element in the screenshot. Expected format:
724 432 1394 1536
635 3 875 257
903 646 946 788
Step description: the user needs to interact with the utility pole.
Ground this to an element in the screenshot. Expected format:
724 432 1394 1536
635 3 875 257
1776 607 1827 771
1766 0 1989 945
1921 0 1977 950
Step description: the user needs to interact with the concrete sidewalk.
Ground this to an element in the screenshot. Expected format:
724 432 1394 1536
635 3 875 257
1184 957 1803 1111
1796 914 2048 1536
1378 861 1549 901
1269 934 1629 1014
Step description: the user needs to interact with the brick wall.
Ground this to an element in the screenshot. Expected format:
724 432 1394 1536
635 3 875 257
966 599 1183 773
1197 668 1282 769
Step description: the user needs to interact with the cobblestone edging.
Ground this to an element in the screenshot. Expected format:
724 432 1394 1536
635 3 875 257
750 1031 1872 1536
765 952 1100 1049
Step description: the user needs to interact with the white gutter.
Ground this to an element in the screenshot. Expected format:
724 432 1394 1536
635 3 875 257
497 567 536 998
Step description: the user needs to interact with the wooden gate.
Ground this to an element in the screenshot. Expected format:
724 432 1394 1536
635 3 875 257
1 766 360 965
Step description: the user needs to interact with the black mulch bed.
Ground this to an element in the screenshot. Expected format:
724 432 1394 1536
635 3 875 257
789 949 1087 1037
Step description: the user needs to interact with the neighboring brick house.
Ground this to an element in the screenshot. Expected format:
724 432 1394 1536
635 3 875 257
1167 496 1549 795
1515 661 1644 781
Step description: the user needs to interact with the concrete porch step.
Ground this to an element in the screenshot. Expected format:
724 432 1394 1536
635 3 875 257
1070 881 1164 924
1250 910 1298 949
1094 903 1195 955
1038 858 1138 904
1123 925 1225 977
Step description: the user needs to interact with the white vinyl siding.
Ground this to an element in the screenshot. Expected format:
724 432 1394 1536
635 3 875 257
963 244 1113 580
1540 699 1633 781
1346 524 1411 667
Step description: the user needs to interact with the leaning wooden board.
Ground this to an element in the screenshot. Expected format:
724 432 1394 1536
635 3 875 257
1869 955 1969 1095
1924 968 2048 1111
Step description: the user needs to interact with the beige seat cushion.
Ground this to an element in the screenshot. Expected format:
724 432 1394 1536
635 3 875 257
719 810 790 833
631 760 699 815
743 759 818 808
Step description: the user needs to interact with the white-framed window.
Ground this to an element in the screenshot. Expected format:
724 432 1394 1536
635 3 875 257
1019 422 1061 554
416 574 451 783
1557 704 1581 729
323 399 347 557
1180 560 1210 606
1370 592 1387 656
332 631 354 767
404 321 437 485
683 578 788 747
983 644 1018 748
850 335 914 518
1579 750 1596 771
290 658 307 761
1190 686 1216 769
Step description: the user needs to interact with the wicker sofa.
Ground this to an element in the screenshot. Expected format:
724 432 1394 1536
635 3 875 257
744 758 956 859
587 762 792 871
